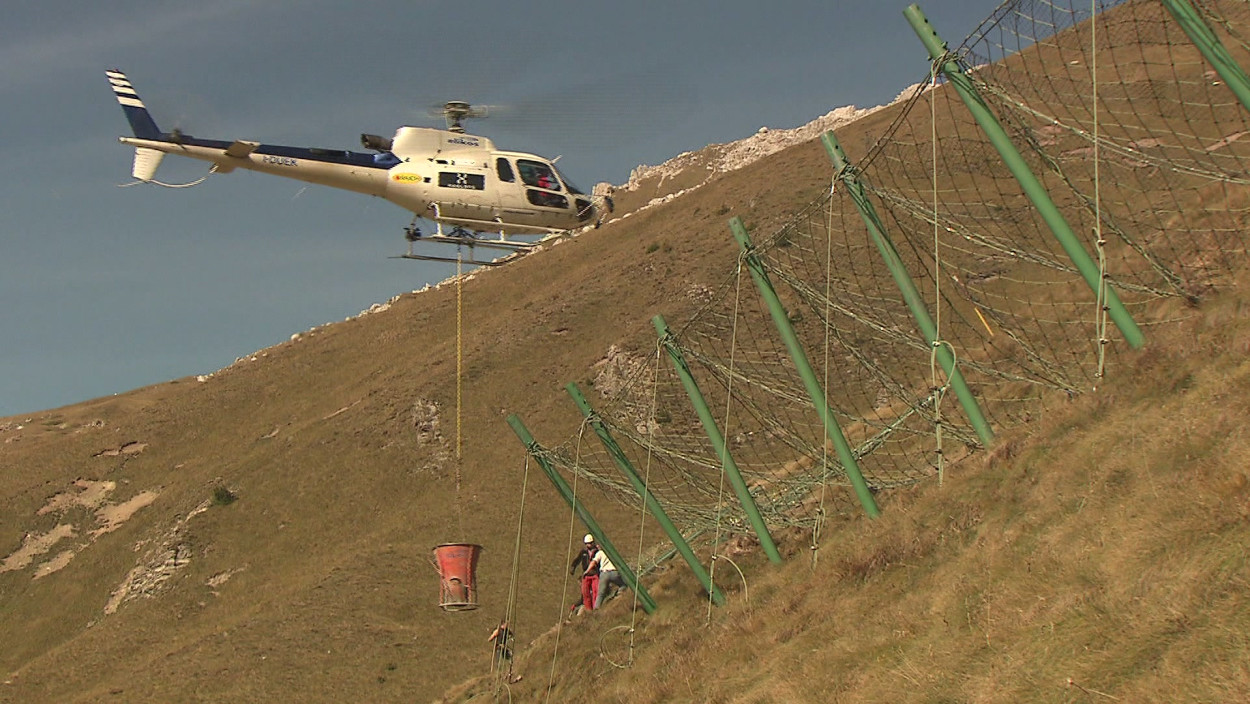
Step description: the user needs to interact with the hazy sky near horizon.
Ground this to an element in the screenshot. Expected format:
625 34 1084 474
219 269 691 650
1 1 1003 417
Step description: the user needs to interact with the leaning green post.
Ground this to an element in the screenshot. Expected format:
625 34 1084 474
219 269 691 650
818 136 995 448
728 217 882 518
565 383 726 606
652 315 783 564
1160 0 1250 116
903 3 1144 350
505 413 657 614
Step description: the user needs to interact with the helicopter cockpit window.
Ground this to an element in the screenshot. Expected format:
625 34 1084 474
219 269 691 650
526 190 569 209
517 159 561 191
556 169 584 195
496 158 515 182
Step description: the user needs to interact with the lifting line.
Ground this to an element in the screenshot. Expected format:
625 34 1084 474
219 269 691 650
622 357 656 665
812 176 838 567
493 452 530 690
706 254 747 624
455 250 466 537
635 341 668 618
543 418 592 702
1091 0 1111 385
929 54 952 487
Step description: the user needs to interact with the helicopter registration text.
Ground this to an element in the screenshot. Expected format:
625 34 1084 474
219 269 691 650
262 155 298 166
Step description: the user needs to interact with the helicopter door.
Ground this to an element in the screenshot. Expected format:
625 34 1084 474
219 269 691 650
432 159 498 223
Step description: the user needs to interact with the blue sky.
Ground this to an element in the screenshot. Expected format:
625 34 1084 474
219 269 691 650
1 1 1002 416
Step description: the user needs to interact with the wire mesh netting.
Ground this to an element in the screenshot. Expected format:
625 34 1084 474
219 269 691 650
531 0 1250 557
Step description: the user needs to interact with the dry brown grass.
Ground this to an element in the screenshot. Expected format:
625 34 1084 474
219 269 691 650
438 276 1250 703
6 13 1250 700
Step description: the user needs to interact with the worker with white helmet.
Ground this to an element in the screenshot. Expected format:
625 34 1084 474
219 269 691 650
569 533 600 613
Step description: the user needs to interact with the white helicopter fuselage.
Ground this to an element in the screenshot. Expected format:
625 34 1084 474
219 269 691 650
109 69 606 238
382 127 597 234
120 126 595 236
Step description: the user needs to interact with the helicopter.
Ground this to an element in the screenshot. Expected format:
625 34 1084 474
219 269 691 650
106 69 613 266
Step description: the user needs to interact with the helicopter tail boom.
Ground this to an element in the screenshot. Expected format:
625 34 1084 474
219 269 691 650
108 69 394 193
106 69 162 140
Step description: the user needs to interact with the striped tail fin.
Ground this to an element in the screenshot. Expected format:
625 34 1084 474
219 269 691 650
106 69 161 140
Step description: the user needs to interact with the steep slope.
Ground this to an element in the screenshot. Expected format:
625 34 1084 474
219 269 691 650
442 279 1250 702
6 40 1250 702
1 97 899 701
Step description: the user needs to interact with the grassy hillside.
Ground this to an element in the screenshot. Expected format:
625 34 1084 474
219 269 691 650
5 108 1247 702
440 278 1250 702
0 112 856 702
6 6 1250 700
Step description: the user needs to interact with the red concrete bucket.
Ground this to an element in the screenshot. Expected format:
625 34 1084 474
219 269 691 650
433 543 482 611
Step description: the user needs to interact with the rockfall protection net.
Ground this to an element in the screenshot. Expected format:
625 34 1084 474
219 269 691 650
535 0 1250 550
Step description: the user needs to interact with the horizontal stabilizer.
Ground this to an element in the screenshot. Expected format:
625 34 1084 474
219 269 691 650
132 147 165 181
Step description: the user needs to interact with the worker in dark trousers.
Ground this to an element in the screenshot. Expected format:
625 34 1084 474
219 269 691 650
587 547 626 609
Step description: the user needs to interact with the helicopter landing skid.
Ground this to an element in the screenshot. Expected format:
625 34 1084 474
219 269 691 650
396 222 538 267
389 252 514 267
422 233 537 252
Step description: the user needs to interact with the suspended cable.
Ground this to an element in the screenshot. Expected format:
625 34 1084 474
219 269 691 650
812 185 837 567
1091 0 1111 386
493 454 530 692
544 418 591 703
117 163 219 188
930 53 949 486
707 254 746 624
455 250 465 538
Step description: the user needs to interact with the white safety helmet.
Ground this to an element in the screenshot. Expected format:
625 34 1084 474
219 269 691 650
583 534 595 544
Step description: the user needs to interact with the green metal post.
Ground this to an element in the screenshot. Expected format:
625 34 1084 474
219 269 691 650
505 413 657 614
652 315 783 564
903 3 1144 350
565 383 726 606
727 217 883 517
818 136 995 448
1161 0 1250 116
